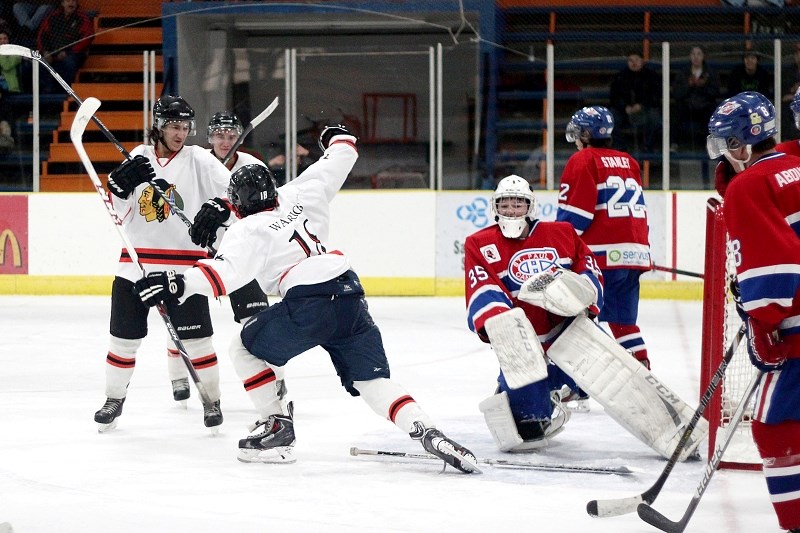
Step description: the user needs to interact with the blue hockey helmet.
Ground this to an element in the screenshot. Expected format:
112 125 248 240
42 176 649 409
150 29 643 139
565 105 614 143
790 89 800 129
706 91 776 159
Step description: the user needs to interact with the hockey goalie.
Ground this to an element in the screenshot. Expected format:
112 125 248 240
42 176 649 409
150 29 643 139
464 175 706 460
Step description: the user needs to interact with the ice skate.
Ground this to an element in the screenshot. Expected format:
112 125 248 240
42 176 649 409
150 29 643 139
94 397 125 432
410 422 480 474
172 378 190 407
238 412 296 464
203 400 223 433
559 384 590 413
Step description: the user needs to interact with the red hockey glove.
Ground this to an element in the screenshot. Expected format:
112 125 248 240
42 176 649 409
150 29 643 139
746 317 790 372
714 159 736 198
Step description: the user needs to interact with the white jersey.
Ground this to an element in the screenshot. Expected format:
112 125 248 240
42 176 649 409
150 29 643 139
206 148 266 173
111 144 230 282
182 136 358 299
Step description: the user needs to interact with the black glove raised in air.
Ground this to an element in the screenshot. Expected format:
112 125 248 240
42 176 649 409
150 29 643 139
134 270 185 307
190 197 231 248
318 124 354 151
107 155 155 199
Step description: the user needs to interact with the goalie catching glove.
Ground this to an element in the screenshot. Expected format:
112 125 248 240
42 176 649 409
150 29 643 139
518 269 597 317
190 197 231 248
107 155 155 199
134 270 185 307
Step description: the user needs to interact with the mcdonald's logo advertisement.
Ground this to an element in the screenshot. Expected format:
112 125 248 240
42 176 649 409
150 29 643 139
0 196 28 274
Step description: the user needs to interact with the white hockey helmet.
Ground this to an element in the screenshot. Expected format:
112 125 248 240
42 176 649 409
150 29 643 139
491 175 537 239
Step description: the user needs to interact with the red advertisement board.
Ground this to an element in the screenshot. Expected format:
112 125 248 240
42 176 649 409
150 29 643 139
0 195 28 274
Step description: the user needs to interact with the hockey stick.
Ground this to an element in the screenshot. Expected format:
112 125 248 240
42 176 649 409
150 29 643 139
350 447 633 476
586 322 746 518
70 96 213 408
222 97 279 165
0 44 216 254
637 368 764 532
651 265 704 279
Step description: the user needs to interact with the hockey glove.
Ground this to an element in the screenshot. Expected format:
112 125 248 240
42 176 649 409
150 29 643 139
746 317 790 372
318 124 354 151
134 270 185 307
107 155 155 199
714 158 736 198
228 279 270 323
190 197 231 248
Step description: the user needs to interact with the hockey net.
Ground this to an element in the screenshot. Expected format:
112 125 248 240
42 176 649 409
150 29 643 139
700 198 762 471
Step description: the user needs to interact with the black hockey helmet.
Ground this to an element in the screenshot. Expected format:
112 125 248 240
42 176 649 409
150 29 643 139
228 164 278 217
207 111 243 143
153 95 196 136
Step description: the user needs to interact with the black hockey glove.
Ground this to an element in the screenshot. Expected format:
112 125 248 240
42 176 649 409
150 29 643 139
107 155 156 199
318 124 354 151
190 197 231 248
228 279 270 323
134 270 185 307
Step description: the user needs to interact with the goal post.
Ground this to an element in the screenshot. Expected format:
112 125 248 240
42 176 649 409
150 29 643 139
700 198 762 471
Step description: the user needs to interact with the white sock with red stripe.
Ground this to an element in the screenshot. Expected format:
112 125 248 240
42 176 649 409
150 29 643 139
105 336 142 398
179 337 220 402
166 347 188 381
229 335 286 418
354 378 435 434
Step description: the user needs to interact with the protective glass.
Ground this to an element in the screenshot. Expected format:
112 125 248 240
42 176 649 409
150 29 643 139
156 118 196 137
706 135 740 159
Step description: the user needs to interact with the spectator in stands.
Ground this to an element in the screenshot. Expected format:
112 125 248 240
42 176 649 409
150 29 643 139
35 0 92 93
726 50 773 100
609 50 662 153
267 143 311 186
672 45 720 152
0 28 22 148
12 0 52 45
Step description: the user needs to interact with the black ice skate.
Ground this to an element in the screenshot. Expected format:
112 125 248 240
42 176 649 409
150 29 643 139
238 412 296 464
203 399 223 430
410 421 480 474
94 397 125 432
172 378 190 405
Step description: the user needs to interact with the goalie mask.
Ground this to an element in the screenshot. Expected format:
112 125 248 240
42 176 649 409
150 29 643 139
707 91 776 166
491 175 537 239
153 95 196 136
228 164 278 217
207 111 243 143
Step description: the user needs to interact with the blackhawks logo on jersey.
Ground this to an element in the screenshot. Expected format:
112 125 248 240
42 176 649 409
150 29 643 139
138 178 184 223
507 247 559 285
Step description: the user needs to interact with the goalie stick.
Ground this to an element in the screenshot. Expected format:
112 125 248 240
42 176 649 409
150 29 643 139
222 97 279 165
637 368 764 533
70 96 213 408
349 447 633 476
0 43 217 254
586 322 746 518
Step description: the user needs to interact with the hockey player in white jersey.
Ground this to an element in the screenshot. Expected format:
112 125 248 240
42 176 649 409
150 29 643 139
205 111 264 171
93 95 229 431
133 125 480 472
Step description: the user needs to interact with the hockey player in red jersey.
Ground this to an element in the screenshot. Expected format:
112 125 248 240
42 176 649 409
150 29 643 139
133 125 479 473
464 175 603 451
556 105 652 368
708 91 800 532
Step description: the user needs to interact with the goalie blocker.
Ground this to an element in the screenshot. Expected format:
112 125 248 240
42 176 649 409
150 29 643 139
548 315 707 461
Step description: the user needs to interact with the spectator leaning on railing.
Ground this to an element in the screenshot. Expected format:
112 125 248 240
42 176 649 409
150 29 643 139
0 27 21 148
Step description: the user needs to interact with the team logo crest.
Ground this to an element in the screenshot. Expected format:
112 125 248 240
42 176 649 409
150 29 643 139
717 101 741 115
507 247 559 285
480 244 501 264
138 178 184 223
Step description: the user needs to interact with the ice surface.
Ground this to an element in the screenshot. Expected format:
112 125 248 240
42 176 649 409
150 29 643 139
0 296 777 532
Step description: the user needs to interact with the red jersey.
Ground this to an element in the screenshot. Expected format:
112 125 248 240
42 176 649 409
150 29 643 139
464 220 603 344
776 139 800 157
724 151 800 355
556 147 651 270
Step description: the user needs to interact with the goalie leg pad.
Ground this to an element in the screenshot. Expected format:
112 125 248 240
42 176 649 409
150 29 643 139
479 391 525 452
547 315 707 461
518 269 597 317
484 308 548 389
